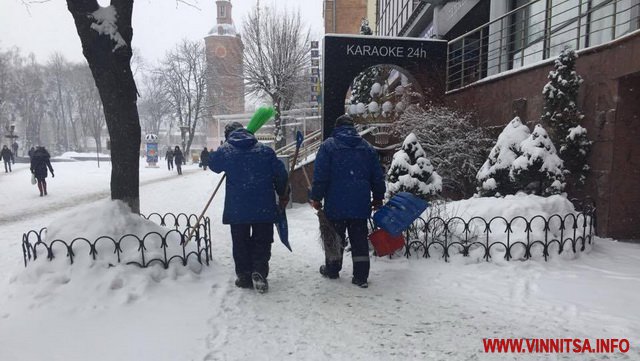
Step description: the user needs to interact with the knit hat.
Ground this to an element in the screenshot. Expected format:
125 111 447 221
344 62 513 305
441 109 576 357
335 114 354 127
224 122 244 139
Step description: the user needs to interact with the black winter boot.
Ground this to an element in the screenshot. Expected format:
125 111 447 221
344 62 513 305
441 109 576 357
351 277 368 288
234 274 253 289
319 265 339 279
251 272 268 294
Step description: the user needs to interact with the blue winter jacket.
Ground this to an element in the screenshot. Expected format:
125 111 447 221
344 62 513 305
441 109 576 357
209 129 288 225
311 125 386 220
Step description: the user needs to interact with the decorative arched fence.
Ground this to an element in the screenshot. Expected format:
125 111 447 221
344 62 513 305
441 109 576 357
394 199 596 262
21 213 212 269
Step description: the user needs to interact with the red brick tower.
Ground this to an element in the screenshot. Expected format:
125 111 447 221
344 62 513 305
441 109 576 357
205 0 245 117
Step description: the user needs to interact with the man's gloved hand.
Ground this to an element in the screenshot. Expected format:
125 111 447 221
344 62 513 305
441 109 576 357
279 196 289 209
311 199 322 210
371 198 383 211
51 172 55 178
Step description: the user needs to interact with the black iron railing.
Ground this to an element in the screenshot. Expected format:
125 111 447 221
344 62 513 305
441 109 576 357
399 199 596 262
21 213 212 268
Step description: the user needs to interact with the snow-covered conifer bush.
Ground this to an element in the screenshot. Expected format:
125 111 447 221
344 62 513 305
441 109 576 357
387 133 442 201
512 124 565 196
541 48 591 186
390 105 493 197
562 125 591 185
476 117 530 197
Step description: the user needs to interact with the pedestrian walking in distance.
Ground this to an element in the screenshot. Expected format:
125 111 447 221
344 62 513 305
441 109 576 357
200 147 209 170
173 146 184 175
165 147 174 171
1 145 13 173
208 122 288 293
30 146 55 196
310 114 386 288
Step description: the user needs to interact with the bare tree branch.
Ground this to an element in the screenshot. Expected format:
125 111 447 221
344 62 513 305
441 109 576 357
242 5 311 148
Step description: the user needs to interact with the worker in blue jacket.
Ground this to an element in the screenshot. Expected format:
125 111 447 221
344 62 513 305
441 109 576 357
310 114 386 288
208 122 288 293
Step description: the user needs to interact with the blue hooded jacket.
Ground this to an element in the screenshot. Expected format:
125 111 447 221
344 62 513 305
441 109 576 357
311 125 386 220
209 129 288 224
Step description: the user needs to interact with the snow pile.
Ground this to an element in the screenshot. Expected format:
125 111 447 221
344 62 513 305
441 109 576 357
55 151 111 160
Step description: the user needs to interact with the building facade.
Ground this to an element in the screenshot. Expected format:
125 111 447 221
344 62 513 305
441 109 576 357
324 0 378 34
324 0 640 238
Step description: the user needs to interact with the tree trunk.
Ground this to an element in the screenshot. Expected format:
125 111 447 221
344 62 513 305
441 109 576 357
67 0 140 213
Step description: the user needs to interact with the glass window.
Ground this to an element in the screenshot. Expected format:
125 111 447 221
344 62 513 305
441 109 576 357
549 0 580 55
614 0 638 38
510 0 545 68
590 0 615 46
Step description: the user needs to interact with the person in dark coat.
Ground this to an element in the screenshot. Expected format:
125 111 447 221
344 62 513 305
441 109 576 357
310 114 386 288
28 147 35 159
173 146 184 175
200 147 209 170
165 147 174 171
209 122 288 293
1 145 12 172
30 146 55 196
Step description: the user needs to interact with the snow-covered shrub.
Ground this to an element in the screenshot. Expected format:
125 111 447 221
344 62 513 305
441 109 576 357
386 133 442 201
476 116 530 197
512 124 566 196
541 48 591 186
390 105 493 197
562 125 591 185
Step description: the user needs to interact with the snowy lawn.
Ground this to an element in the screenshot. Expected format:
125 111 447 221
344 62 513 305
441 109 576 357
1 160 639 360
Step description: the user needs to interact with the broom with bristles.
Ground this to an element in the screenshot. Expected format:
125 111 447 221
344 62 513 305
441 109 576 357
183 106 275 245
300 165 344 260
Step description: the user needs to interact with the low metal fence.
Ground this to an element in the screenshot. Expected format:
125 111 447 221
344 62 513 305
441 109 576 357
358 198 596 261
21 213 212 269
398 199 596 262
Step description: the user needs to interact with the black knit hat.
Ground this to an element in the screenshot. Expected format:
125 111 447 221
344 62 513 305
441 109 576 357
224 121 244 139
335 114 354 127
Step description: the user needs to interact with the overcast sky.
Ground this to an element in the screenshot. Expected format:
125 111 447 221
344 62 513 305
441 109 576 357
0 0 324 65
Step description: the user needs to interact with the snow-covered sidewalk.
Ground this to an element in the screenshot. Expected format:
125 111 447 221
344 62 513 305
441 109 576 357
1 161 639 360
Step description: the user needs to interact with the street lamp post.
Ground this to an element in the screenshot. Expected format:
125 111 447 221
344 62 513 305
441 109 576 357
4 124 18 162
